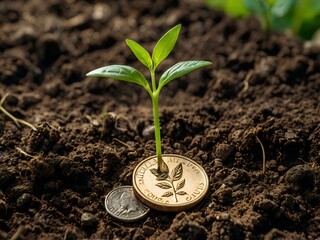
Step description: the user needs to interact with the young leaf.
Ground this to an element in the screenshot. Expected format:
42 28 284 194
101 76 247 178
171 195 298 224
159 61 212 90
152 24 181 69
171 163 183 181
243 0 268 13
86 65 150 90
156 182 172 189
126 39 152 68
304 0 320 18
225 0 250 17
271 0 295 17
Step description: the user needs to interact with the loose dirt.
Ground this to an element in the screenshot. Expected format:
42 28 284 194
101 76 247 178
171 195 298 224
0 0 319 239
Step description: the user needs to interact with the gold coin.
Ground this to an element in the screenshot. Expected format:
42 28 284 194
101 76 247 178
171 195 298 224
132 154 209 212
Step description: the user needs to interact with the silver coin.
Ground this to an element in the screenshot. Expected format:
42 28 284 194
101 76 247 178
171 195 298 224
105 186 150 222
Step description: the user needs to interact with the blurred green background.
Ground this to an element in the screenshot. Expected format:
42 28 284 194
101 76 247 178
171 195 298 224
205 0 320 40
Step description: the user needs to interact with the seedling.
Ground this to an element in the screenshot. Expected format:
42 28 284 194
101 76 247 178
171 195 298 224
245 126 266 173
0 93 36 131
254 127 266 174
86 24 211 173
239 70 253 96
244 0 295 32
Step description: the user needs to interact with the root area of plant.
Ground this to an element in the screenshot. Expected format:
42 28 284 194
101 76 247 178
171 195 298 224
0 0 319 239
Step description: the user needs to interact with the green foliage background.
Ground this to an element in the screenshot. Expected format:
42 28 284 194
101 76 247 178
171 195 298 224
206 0 320 39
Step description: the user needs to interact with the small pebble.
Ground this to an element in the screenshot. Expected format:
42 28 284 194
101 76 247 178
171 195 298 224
81 212 98 229
216 212 230 221
142 125 155 140
284 164 314 191
215 143 234 163
16 193 32 210
278 165 287 173
268 159 278 171
212 186 232 204
9 183 32 200
92 3 111 21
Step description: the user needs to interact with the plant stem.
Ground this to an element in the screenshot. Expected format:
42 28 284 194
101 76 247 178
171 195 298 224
151 69 157 92
150 67 167 172
151 92 165 172
292 0 305 36
263 8 271 32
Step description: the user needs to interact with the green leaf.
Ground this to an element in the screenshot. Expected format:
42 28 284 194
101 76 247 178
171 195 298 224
159 61 212 90
205 0 225 9
243 0 268 13
126 39 152 69
206 0 249 17
152 24 181 69
225 0 250 17
86 65 149 90
271 0 295 17
302 0 320 19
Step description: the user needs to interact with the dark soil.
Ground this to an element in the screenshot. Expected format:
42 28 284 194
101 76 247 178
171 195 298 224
1 0 320 239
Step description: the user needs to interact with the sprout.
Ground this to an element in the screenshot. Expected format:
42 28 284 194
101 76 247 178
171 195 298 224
86 24 211 173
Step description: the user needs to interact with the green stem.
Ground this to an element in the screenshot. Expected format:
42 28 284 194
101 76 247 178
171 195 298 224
292 0 306 36
151 68 156 92
151 92 164 171
263 7 271 32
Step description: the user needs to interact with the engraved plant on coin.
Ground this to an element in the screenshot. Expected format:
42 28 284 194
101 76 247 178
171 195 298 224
86 24 211 173
150 163 187 202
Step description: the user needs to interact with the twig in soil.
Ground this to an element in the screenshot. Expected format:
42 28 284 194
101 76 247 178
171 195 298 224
298 157 317 168
239 70 253 96
0 93 36 131
16 147 35 158
254 127 266 174
109 221 123 228
113 138 134 150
